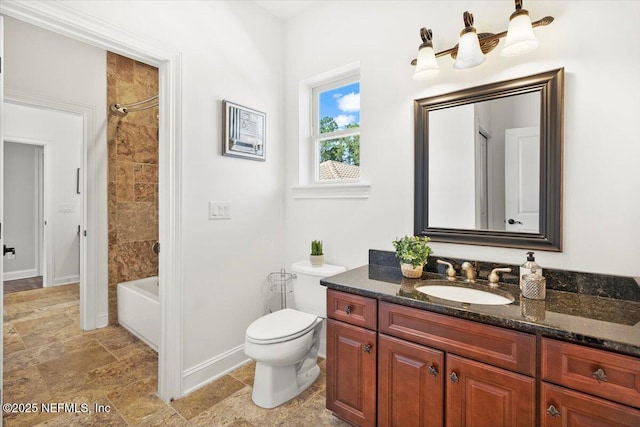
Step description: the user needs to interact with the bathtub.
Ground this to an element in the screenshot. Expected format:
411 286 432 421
117 276 159 351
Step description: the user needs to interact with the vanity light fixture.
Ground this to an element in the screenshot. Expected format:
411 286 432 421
411 0 554 78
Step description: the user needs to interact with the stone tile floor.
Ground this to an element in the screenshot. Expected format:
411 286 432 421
3 284 349 426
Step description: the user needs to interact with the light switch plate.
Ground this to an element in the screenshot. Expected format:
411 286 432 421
209 201 231 220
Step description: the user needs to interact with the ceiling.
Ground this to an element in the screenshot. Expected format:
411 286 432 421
254 1 321 20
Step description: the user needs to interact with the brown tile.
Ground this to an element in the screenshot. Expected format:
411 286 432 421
134 163 158 183
171 375 245 420
114 52 134 83
135 183 156 202
51 348 158 401
116 202 158 243
279 392 350 427
115 240 158 283
134 407 191 427
116 162 135 202
4 323 26 354
116 122 158 164
2 367 58 427
4 337 103 374
108 247 119 285
107 378 166 425
96 326 151 360
37 345 118 387
228 361 256 387
108 285 118 325
30 396 128 427
13 312 80 349
4 283 79 305
188 385 295 427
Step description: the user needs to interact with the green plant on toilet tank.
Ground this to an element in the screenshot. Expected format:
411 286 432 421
393 235 431 278
310 240 324 267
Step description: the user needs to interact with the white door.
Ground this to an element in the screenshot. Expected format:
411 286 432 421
505 127 540 233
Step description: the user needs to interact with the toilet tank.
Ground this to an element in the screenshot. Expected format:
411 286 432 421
291 261 346 317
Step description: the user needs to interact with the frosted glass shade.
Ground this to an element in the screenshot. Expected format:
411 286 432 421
501 13 539 56
453 31 485 69
413 46 440 80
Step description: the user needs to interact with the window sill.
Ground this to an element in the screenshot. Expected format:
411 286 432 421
291 182 370 199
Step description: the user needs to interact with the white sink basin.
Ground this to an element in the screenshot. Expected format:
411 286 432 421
415 285 514 305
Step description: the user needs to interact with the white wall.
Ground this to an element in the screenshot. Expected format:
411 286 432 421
3 142 39 278
283 0 640 277
50 0 286 385
3 16 108 312
3 103 83 285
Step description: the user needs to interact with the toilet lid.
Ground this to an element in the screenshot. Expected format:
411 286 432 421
246 308 319 344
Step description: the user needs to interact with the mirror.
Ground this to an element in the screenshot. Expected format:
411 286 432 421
414 68 564 251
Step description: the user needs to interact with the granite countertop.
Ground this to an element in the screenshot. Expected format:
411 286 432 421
321 264 640 358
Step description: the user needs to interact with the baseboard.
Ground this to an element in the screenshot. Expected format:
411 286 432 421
3 268 38 282
182 344 250 396
52 274 80 286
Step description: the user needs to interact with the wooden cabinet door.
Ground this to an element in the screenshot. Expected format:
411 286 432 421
326 319 377 427
378 334 444 427
541 382 640 426
446 354 535 427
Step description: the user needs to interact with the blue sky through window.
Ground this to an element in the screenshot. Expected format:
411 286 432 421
319 82 360 130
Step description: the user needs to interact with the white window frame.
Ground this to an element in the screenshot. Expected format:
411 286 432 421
292 62 369 199
311 74 360 184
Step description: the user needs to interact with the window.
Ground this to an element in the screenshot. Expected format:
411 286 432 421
311 75 360 182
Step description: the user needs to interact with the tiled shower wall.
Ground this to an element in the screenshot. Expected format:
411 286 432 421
107 52 159 324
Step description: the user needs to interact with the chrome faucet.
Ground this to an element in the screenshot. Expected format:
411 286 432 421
488 267 512 288
437 259 456 281
461 262 477 282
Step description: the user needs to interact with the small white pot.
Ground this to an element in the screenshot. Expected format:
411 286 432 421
310 254 324 267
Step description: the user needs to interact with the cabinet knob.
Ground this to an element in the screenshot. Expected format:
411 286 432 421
449 372 459 383
363 344 372 353
592 368 608 383
546 405 561 418
345 305 352 315
428 365 438 377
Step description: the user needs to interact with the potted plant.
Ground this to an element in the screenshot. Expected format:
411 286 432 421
392 235 431 278
310 240 324 267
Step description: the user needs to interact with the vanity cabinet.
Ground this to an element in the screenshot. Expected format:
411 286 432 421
326 290 377 427
378 334 444 427
540 338 640 425
378 302 535 427
326 289 640 427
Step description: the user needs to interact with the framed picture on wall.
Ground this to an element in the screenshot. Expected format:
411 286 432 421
222 100 266 161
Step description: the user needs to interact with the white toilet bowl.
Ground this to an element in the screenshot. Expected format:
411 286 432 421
244 308 323 408
244 261 347 409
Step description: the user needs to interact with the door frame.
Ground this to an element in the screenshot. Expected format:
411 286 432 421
0 0 184 401
2 136 51 287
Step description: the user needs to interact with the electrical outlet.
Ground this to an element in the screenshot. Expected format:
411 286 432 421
209 201 231 220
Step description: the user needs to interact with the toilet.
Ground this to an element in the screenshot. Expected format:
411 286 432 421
244 260 346 408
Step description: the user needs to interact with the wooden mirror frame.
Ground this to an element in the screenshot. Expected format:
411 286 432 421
414 68 564 251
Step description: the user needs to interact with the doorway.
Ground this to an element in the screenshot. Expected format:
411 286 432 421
1 2 183 401
2 102 84 293
3 141 45 293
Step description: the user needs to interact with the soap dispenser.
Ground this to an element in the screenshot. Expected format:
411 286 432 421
519 251 542 290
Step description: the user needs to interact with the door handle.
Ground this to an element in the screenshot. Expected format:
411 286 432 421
507 218 523 225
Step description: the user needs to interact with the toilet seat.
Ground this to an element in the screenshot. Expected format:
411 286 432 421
246 308 319 345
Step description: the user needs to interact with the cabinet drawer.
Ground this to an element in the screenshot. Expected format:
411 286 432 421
541 382 640 426
542 338 640 408
327 289 377 330
379 302 536 375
